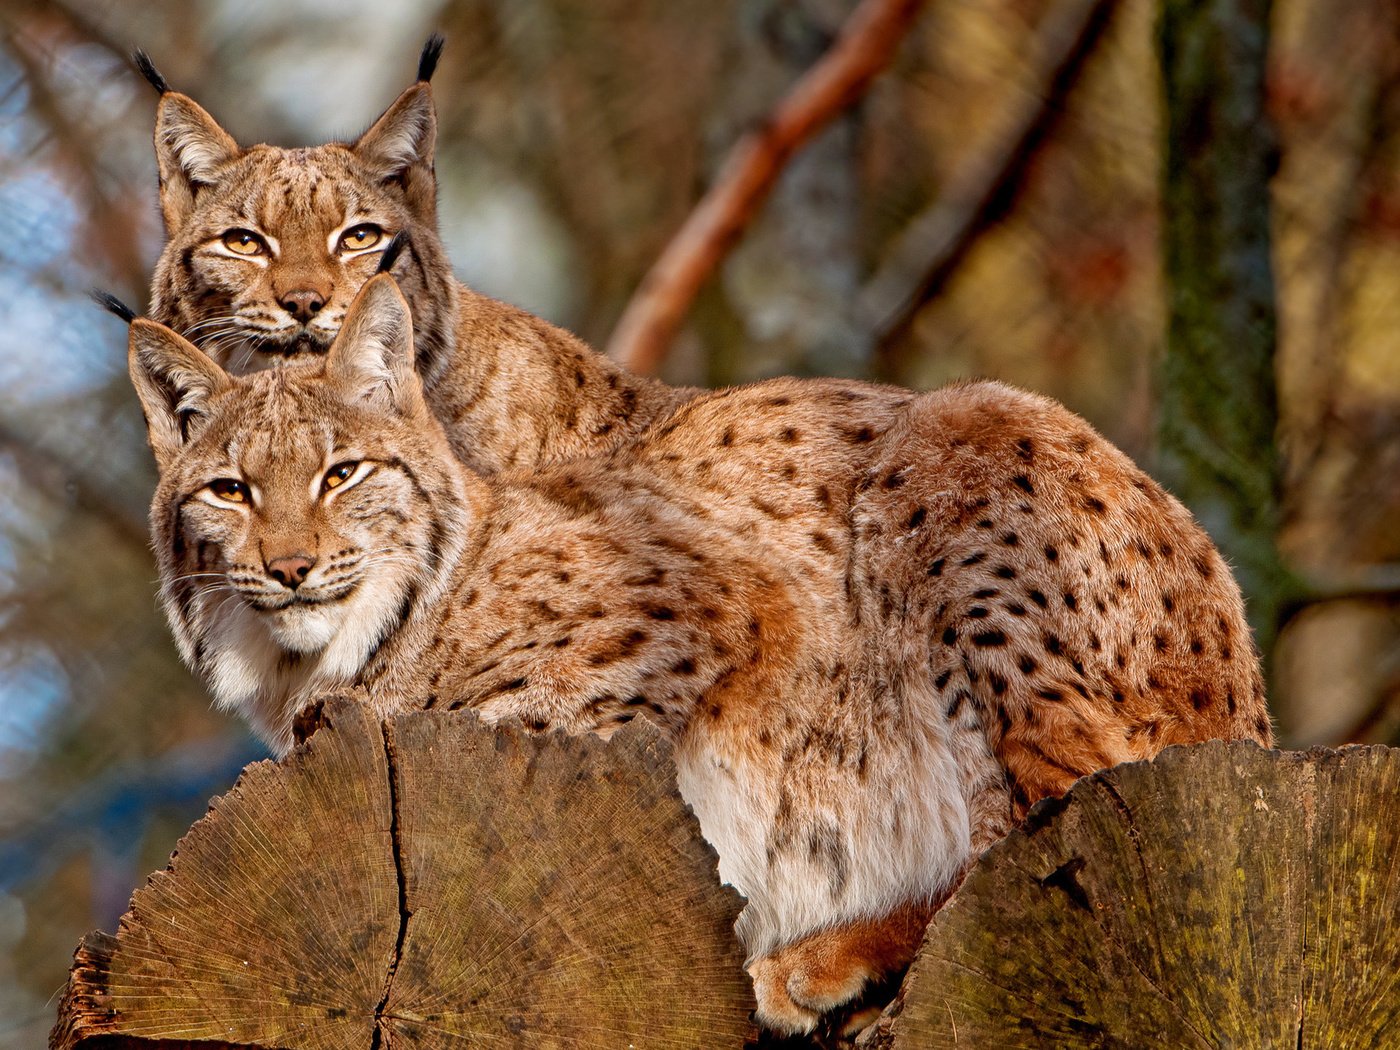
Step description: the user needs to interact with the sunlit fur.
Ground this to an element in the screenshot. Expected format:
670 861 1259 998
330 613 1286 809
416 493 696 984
132 275 1272 1035
147 71 691 478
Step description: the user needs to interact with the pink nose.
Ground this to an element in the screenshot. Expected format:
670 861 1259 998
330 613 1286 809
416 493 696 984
279 290 326 325
266 554 315 589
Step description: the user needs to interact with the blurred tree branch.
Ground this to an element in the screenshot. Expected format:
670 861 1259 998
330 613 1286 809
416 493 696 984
6 19 149 288
1283 564 1400 621
606 0 927 375
0 418 148 550
859 0 1122 352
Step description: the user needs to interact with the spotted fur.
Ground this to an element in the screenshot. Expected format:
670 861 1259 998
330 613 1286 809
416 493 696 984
144 43 692 478
128 274 1271 1036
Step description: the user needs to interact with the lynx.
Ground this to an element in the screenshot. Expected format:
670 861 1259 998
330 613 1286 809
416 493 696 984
117 273 1271 1035
139 38 695 478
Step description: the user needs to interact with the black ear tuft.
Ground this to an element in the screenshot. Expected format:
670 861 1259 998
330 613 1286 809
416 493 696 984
132 49 171 95
91 289 138 324
417 33 445 82
377 230 411 274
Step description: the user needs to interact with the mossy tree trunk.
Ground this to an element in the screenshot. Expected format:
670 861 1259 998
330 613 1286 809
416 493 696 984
1157 0 1294 668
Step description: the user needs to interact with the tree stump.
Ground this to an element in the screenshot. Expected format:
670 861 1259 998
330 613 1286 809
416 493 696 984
51 698 755 1049
863 741 1400 1048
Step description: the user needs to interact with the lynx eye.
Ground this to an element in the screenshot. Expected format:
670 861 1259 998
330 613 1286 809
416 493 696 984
209 478 250 504
338 224 383 252
322 461 361 492
221 229 267 257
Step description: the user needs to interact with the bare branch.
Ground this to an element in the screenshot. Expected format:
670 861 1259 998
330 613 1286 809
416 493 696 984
0 417 149 551
1281 564 1400 624
857 0 1121 346
606 0 928 375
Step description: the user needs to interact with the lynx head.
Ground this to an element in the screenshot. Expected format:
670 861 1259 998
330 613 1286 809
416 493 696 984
126 273 471 750
144 37 458 383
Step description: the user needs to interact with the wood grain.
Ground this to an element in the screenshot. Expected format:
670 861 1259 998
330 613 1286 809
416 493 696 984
864 741 1400 1049
52 698 754 1049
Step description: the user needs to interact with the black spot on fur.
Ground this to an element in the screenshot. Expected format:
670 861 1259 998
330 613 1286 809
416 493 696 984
1190 688 1210 711
961 552 986 566
377 230 410 274
942 626 958 645
973 630 1007 647
934 669 952 690
1044 544 1059 561
1002 532 1019 546
1029 589 1048 608
929 558 946 577
1015 438 1034 459
1019 655 1038 674
1012 475 1035 494
995 565 1017 579
908 507 927 529
967 607 990 619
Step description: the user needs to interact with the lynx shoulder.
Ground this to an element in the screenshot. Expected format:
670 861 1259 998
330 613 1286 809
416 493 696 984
123 275 1270 1035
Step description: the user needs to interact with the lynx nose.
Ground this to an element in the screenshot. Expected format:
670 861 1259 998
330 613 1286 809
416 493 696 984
279 290 326 325
266 554 316 590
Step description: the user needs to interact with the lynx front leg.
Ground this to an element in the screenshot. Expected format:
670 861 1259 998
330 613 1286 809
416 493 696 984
746 900 938 1036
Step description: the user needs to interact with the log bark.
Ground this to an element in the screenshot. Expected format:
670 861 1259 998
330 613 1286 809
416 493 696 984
52 698 754 1049
861 740 1400 1047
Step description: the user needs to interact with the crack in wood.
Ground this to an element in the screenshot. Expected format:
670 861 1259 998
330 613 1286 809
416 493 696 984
370 717 410 1048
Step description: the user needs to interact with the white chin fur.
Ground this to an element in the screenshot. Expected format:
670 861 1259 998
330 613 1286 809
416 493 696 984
193 574 410 752
266 603 344 653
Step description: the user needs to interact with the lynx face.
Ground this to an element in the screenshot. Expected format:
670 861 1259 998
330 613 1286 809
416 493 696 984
131 277 468 745
148 62 458 380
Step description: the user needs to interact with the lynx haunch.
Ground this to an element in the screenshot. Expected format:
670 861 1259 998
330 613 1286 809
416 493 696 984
124 273 1271 1035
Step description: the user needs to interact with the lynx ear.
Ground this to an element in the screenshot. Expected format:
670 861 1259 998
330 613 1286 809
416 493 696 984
326 274 422 416
154 93 240 231
128 319 233 470
353 81 438 219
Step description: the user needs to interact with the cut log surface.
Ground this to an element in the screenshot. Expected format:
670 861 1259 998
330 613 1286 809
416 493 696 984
865 741 1400 1049
53 699 755 1049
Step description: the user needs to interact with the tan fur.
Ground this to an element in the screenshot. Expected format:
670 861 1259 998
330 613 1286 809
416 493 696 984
148 75 693 478
129 275 1271 1035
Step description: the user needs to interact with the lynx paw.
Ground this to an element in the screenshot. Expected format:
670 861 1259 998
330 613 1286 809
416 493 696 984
746 903 937 1036
748 945 873 1035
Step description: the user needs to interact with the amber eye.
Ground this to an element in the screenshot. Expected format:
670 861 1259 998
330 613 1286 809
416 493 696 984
338 224 383 252
209 478 250 503
323 461 360 492
221 229 267 256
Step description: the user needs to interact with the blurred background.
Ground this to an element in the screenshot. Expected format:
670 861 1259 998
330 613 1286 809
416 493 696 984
0 0 1397 1042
